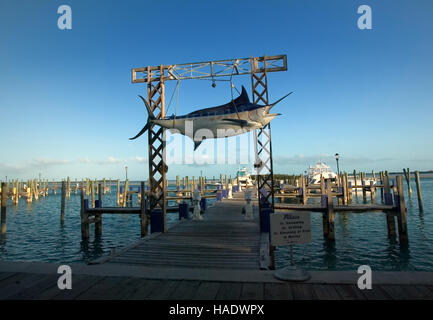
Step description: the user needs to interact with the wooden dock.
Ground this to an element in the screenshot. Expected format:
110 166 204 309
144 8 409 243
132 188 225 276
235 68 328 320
90 191 263 270
0 262 433 300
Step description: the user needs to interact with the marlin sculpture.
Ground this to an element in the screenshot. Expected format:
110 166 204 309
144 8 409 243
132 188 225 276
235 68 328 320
130 86 292 150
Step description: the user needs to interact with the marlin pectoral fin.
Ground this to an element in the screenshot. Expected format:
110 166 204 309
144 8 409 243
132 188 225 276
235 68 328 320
222 118 249 126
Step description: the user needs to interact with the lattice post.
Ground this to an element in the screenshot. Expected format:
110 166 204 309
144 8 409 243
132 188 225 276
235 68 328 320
147 65 167 232
251 56 275 212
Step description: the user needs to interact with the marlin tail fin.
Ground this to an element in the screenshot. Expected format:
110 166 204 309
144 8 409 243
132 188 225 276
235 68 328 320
129 95 156 140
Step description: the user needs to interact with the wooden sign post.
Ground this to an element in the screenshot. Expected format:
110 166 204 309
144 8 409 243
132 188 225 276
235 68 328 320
271 211 312 281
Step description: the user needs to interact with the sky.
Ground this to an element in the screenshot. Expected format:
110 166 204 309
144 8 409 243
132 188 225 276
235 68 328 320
0 0 432 181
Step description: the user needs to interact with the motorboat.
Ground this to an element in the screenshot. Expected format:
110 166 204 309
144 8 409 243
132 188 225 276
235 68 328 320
307 161 337 184
236 167 254 187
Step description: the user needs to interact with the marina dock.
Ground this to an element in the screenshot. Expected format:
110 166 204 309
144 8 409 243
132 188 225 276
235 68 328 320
89 191 263 269
0 189 432 300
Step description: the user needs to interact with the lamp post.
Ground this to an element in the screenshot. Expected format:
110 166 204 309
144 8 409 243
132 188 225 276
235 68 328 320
125 166 128 180
335 153 340 176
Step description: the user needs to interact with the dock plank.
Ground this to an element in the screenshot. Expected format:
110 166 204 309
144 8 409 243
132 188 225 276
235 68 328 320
6 274 59 300
380 285 418 300
291 284 317 300
121 279 164 300
333 284 367 300
264 283 293 300
0 273 52 300
240 283 264 300
215 282 242 300
75 276 129 300
312 284 341 300
147 280 182 300
169 280 201 300
192 281 221 300
98 193 262 271
360 285 392 300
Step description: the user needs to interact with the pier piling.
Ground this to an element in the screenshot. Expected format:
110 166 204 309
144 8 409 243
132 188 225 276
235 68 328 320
414 171 423 211
1 183 7 236
140 181 148 237
61 181 66 224
395 176 408 245
403 168 413 196
80 187 89 239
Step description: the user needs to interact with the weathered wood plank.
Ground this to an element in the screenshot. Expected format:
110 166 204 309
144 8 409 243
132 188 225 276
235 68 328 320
121 279 163 300
264 283 293 300
360 285 392 300
401 285 433 300
169 280 201 300
0 272 17 282
215 282 242 300
192 281 221 300
333 284 367 300
147 280 182 300
6 274 58 300
240 283 264 300
32 274 101 300
312 284 341 300
0 273 53 300
380 285 417 300
75 276 128 300
53 276 105 300
291 284 317 300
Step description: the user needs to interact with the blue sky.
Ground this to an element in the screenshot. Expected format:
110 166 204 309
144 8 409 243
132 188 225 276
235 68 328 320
0 0 432 180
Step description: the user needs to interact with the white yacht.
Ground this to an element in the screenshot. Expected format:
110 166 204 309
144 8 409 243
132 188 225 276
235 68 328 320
236 167 254 187
307 161 337 184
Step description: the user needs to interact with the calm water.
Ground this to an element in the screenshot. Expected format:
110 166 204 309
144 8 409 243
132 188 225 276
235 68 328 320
275 178 433 271
1 179 433 271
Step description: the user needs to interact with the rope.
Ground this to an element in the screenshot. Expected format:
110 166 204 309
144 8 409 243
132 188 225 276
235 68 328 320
166 80 179 115
173 79 180 126
229 66 241 120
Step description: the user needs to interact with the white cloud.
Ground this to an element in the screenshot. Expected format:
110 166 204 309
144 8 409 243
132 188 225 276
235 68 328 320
129 156 147 163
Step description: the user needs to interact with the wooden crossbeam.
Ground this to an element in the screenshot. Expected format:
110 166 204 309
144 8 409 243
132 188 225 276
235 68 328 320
132 55 287 83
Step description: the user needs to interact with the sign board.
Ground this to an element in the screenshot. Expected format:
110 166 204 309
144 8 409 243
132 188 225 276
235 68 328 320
270 212 312 246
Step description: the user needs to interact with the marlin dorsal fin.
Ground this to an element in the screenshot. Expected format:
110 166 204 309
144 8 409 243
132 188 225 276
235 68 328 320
194 140 203 151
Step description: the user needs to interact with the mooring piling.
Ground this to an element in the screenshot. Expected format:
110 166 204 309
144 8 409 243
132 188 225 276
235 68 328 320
1 182 7 236
61 180 66 224
415 170 423 211
403 168 413 196
80 186 89 239
395 176 408 244
383 174 396 238
326 185 336 240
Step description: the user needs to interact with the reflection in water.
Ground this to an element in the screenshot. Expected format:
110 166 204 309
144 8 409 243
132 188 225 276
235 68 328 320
0 234 6 247
26 203 33 214
397 244 412 270
337 213 350 238
322 239 337 269
80 237 105 262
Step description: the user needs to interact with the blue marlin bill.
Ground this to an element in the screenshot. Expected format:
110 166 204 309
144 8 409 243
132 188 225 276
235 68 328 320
130 86 292 150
